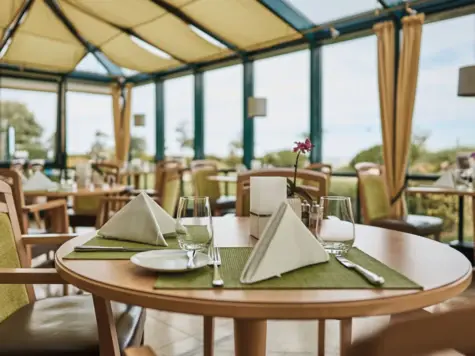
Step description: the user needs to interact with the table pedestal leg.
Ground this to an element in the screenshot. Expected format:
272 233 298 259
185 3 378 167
340 318 352 356
203 316 214 356
92 295 120 356
234 319 267 356
318 320 326 356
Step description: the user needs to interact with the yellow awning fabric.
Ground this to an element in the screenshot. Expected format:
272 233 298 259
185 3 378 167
0 0 303 75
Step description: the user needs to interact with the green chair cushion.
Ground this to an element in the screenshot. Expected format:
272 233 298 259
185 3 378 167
360 174 391 222
0 213 29 323
192 169 221 202
161 178 180 215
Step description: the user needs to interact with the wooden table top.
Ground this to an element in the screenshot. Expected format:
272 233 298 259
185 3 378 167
407 186 475 196
23 184 127 198
207 175 237 183
55 217 472 320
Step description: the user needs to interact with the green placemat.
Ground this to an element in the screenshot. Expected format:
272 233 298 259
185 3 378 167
64 233 179 260
154 247 422 290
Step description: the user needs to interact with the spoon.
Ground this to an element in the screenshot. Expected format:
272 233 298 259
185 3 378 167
186 250 196 269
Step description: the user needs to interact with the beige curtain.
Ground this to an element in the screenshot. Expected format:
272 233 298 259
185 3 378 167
111 83 133 166
374 21 396 214
374 15 424 217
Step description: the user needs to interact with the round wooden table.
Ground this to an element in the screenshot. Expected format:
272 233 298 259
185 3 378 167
55 217 472 356
23 184 128 198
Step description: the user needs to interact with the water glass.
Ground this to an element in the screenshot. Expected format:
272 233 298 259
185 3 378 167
176 196 213 251
316 196 355 255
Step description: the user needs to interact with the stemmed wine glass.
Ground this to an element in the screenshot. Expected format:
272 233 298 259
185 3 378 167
175 196 213 254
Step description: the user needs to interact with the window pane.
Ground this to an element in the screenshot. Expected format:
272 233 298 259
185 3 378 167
75 53 108 74
131 84 155 160
322 36 380 171
0 88 57 161
66 92 114 165
204 65 243 168
164 75 194 158
285 0 381 25
254 50 310 166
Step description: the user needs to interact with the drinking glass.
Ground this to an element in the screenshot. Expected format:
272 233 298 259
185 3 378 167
176 196 213 252
316 196 355 255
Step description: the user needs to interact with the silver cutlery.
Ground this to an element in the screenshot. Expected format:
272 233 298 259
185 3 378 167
211 247 224 287
186 250 196 269
336 256 385 285
74 246 154 252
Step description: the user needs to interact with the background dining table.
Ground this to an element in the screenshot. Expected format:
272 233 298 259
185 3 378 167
23 184 128 199
55 217 471 356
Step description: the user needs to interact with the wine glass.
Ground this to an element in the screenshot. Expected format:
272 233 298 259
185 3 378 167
316 196 355 255
176 196 213 252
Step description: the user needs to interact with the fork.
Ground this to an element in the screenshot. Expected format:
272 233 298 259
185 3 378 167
211 247 224 287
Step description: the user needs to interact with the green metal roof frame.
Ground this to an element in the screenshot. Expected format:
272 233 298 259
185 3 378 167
0 0 473 85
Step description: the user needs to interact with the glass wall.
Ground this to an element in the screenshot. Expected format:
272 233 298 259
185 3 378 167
407 15 475 241
66 92 114 166
254 50 310 167
322 35 380 173
0 88 57 161
131 84 155 161
204 65 243 168
164 75 194 160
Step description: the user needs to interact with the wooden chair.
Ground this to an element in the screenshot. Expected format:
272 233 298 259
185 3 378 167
125 346 156 356
304 163 333 176
349 304 475 356
235 168 328 216
0 168 70 266
0 180 146 355
356 163 443 239
130 160 182 198
191 165 235 216
69 162 122 230
190 160 218 170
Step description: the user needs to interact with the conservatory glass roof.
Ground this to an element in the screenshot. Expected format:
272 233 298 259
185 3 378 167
0 0 467 79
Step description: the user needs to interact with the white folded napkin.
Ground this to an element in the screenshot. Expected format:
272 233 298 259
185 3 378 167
433 171 456 189
98 192 176 246
23 171 57 191
241 201 329 284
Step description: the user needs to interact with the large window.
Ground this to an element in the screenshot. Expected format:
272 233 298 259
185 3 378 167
0 88 57 161
411 15 475 174
164 76 194 159
204 65 243 168
322 35 380 172
66 92 114 166
254 50 310 166
131 84 155 160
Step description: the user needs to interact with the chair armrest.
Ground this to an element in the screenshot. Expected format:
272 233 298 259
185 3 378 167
0 268 66 284
21 233 78 245
124 346 156 356
370 219 419 235
23 199 67 213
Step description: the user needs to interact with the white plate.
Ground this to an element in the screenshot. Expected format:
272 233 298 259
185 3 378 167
130 249 209 273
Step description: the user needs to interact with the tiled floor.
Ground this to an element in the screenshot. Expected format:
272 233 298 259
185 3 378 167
35 279 475 356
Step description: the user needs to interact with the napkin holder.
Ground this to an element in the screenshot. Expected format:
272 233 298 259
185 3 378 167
250 211 272 240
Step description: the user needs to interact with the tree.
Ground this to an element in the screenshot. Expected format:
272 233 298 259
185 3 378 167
0 100 46 158
130 135 147 159
175 121 194 153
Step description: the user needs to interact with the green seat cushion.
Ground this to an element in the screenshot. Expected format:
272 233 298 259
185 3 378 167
0 213 29 323
161 178 180 215
192 169 221 202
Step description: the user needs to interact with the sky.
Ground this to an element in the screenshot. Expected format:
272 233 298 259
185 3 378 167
0 2 474 168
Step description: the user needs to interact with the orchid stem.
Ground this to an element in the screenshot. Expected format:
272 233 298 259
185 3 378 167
293 151 300 196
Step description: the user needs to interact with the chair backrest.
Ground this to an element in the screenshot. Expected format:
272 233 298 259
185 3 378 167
355 163 391 223
154 160 182 194
190 160 218 171
160 167 182 216
349 304 475 356
95 196 133 229
191 166 221 202
92 162 120 185
0 168 27 233
0 180 35 324
304 163 333 176
235 168 328 216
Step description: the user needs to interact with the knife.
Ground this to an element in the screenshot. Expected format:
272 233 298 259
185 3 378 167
74 246 155 252
336 256 385 285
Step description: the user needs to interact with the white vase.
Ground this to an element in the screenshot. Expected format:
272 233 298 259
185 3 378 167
287 197 301 219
